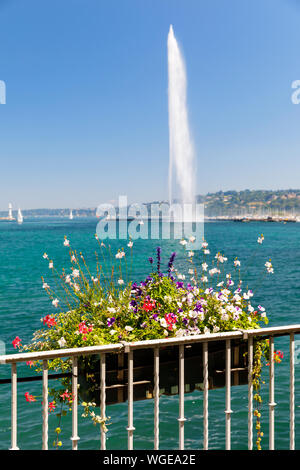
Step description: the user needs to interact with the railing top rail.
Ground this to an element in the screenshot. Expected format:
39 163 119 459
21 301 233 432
242 324 300 338
1 324 300 364
122 330 244 351
0 343 123 364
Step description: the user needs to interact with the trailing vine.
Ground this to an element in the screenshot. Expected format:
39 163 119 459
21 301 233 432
252 339 283 450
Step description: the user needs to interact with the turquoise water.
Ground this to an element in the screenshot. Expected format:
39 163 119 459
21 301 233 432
0 218 299 450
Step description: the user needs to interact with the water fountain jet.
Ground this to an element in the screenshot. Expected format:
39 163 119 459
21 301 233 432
167 25 196 217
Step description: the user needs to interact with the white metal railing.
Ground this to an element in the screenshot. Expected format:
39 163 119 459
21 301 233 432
0 324 300 450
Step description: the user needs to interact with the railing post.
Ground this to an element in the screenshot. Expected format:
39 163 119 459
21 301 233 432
225 339 232 450
100 353 106 450
203 342 208 450
154 347 160 450
127 348 135 449
178 344 186 450
290 333 295 450
42 360 48 450
71 356 80 450
269 336 276 450
10 362 19 450
248 336 253 450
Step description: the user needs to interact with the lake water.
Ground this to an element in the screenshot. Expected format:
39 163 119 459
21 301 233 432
0 218 299 450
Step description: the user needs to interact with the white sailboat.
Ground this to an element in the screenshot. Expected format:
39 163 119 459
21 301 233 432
17 208 23 224
8 203 14 221
69 210 74 220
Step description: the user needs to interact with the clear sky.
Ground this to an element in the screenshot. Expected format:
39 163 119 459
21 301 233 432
1 0 300 210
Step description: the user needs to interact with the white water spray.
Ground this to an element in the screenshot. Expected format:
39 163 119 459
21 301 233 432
168 25 196 207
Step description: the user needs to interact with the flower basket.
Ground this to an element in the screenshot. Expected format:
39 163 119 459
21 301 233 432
78 338 248 406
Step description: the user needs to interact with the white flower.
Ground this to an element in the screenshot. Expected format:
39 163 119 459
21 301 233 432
257 235 264 244
202 241 208 248
58 337 66 348
175 329 186 337
189 235 196 243
213 325 220 333
52 298 59 308
43 253 48 259
188 268 194 275
265 260 274 273
73 284 80 292
209 268 220 276
203 249 210 255
71 255 76 263
188 251 194 258
202 262 208 271
125 325 133 332
215 253 227 263
180 239 187 246
109 329 116 335
118 279 124 285
115 251 125 259
201 276 208 283
107 307 116 314
234 259 241 267
49 261 53 269
127 241 133 248
177 274 185 280
92 276 98 283
203 327 210 334
72 269 80 278
65 275 71 284
42 282 49 289
63 238 70 247
160 318 168 328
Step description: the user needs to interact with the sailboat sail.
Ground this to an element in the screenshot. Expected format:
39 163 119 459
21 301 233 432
17 208 23 224
69 210 74 220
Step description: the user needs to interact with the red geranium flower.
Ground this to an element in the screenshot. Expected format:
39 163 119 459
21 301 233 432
48 401 56 412
25 392 36 402
12 336 22 349
42 315 57 328
143 300 156 312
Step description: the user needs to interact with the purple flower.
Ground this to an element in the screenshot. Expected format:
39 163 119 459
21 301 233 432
168 252 177 276
176 281 184 289
152 313 158 320
183 317 189 326
107 317 115 327
156 246 161 273
148 257 154 265
194 302 203 312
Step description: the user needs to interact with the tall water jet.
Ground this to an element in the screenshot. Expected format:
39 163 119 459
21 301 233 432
167 25 196 209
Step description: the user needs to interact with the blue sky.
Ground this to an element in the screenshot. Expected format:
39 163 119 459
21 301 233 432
1 0 300 209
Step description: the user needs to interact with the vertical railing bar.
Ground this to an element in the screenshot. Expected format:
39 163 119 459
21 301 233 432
203 341 208 450
127 348 135 450
178 344 186 450
154 347 160 450
71 356 79 450
10 362 19 450
100 353 106 450
290 333 295 450
269 336 276 450
248 336 253 450
225 339 232 450
42 359 48 450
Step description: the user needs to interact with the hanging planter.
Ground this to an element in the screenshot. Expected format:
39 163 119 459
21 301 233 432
78 338 248 406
